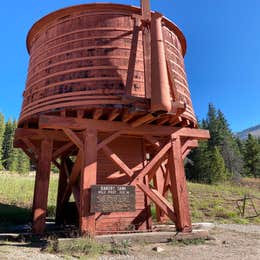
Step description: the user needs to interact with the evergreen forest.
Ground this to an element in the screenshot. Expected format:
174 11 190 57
0 104 259 182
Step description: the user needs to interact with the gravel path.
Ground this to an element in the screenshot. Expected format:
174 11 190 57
215 224 260 234
0 224 259 260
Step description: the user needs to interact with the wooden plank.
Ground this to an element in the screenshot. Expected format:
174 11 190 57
102 145 134 178
131 114 155 128
169 136 192 232
69 151 82 185
182 149 192 160
108 109 120 121
55 157 68 224
39 115 178 136
141 0 151 20
32 138 53 234
39 115 210 139
21 138 39 159
97 131 122 151
53 142 74 160
122 112 135 123
144 135 161 149
125 17 140 96
77 110 84 118
173 128 210 140
141 0 152 98
80 129 98 237
93 108 103 120
62 128 83 150
15 128 68 142
181 139 198 154
131 141 172 183
137 182 176 222
153 167 165 222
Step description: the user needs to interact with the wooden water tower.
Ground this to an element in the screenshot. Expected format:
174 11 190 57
14 0 209 236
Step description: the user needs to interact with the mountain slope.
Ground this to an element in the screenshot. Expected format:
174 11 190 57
237 124 260 140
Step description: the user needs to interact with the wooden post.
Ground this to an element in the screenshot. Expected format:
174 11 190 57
80 129 97 237
169 135 192 232
153 167 165 222
32 138 53 234
55 157 68 224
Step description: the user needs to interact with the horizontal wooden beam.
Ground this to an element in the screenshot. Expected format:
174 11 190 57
39 115 209 139
14 128 69 143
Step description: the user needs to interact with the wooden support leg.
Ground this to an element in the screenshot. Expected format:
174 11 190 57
32 138 53 234
80 130 97 237
55 157 68 224
169 136 192 232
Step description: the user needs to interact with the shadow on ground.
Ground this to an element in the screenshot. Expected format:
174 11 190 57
0 203 31 232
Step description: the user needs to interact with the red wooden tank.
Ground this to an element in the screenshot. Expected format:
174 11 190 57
14 2 210 237
19 3 196 127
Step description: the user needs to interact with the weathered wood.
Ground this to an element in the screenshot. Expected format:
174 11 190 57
169 136 192 232
80 129 98 237
32 138 53 234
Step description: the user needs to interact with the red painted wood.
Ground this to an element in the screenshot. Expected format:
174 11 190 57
80 130 97 237
169 136 192 232
32 138 53 234
55 157 68 224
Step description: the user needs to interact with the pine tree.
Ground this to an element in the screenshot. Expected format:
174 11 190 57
17 149 30 174
0 113 5 170
186 103 244 183
2 119 15 170
209 146 228 184
243 134 260 178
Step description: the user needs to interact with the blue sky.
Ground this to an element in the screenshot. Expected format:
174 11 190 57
0 0 259 132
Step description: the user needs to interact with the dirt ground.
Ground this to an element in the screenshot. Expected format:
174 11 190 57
0 224 259 260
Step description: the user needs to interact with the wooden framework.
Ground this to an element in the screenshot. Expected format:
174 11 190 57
14 115 209 236
14 0 210 237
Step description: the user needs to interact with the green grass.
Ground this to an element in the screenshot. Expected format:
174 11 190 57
169 237 206 246
0 173 259 228
45 237 108 258
0 173 58 228
188 180 260 224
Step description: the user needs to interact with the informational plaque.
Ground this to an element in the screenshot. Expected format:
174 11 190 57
90 185 136 213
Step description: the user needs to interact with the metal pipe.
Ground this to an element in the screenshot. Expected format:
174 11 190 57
151 12 172 115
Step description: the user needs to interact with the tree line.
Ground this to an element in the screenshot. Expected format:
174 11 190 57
0 113 30 173
186 104 260 183
0 105 259 180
